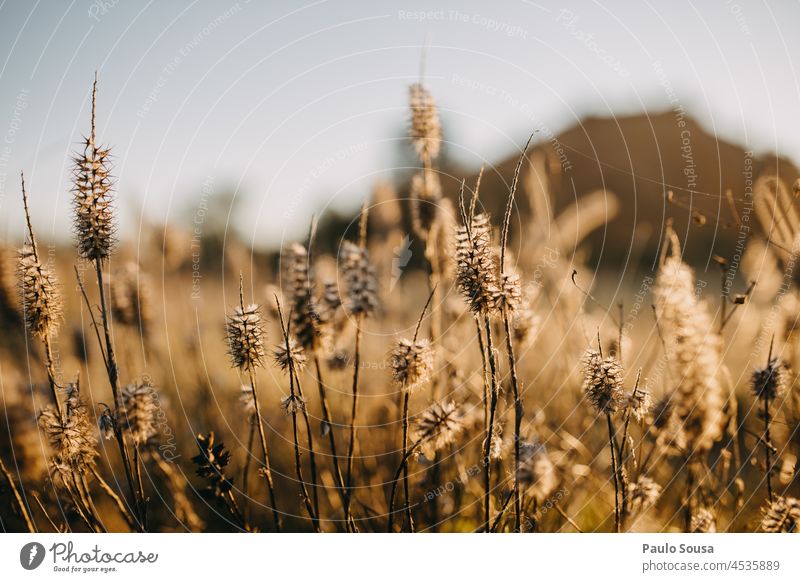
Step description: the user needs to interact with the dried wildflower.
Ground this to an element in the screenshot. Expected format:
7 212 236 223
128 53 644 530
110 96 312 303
226 303 266 370
280 394 306 415
192 432 234 498
654 234 725 453
110 262 151 335
408 83 441 162
17 243 62 338
38 385 97 476
273 337 307 373
118 381 159 445
581 348 625 415
339 241 379 317
485 422 505 461
238 385 256 418
98 405 115 440
760 496 800 532
455 213 500 316
72 81 115 261
497 269 522 314
390 337 434 390
752 357 787 402
319 279 341 323
625 386 652 423
627 476 661 514
282 243 324 351
414 400 465 457
689 507 717 533
517 440 557 500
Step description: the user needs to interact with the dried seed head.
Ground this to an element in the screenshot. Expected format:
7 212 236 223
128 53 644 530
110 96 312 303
485 421 506 461
72 82 115 261
654 235 725 453
273 337 307 373
408 83 441 162
320 279 341 321
414 400 465 457
339 241 379 317
689 507 717 533
282 243 324 351
226 302 266 370
17 243 62 338
455 213 500 316
38 384 97 476
627 476 661 515
390 337 434 390
517 440 557 500
581 348 625 415
625 386 652 423
110 262 151 335
98 405 115 440
760 496 800 532
191 432 234 498
752 357 787 402
280 393 306 415
497 269 522 314
118 380 159 445
238 385 257 418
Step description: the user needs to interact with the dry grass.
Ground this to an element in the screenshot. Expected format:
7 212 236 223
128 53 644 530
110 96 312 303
0 77 799 534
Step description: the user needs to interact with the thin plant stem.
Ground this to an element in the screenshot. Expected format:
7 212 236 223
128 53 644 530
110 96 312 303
344 313 362 531
606 413 620 533
482 316 499 533
247 368 281 532
0 455 35 532
502 310 523 532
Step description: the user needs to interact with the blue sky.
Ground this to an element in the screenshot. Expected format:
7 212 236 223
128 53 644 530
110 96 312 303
1 0 798 249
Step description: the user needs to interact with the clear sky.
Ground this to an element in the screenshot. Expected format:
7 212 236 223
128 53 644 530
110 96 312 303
1 0 798 249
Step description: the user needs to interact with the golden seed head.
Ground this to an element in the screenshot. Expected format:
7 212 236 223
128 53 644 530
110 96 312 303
760 496 800 532
455 213 500 316
110 262 151 335
581 348 625 415
118 380 160 445
390 337 434 390
38 384 97 477
339 241 379 317
409 83 441 162
17 242 62 338
415 400 465 458
226 302 266 370
72 139 115 261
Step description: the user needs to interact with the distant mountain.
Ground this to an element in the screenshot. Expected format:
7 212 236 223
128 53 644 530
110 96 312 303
447 111 799 270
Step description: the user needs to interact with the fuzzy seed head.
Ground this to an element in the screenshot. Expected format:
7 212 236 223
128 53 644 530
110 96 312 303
282 243 325 351
339 241 379 317
752 357 787 402
760 496 800 532
455 213 500 316
654 237 725 453
226 303 266 370
627 476 662 514
581 348 625 415
72 139 115 261
410 169 443 237
689 507 717 533
280 393 306 415
118 381 159 445
517 440 557 500
273 337 307 373
38 385 97 476
390 337 434 390
414 400 465 457
17 243 62 338
238 385 257 418
408 83 441 162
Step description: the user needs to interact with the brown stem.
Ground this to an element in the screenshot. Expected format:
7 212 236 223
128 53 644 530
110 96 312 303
607 413 620 533
344 315 363 531
764 396 773 503
502 309 522 532
401 389 414 532
0 456 35 532
247 369 281 532
482 316 499 532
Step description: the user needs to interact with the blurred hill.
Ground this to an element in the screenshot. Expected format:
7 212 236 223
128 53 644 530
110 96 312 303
446 111 800 270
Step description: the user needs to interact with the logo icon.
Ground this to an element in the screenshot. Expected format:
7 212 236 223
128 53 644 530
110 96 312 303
20 542 46 570
390 235 413 291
